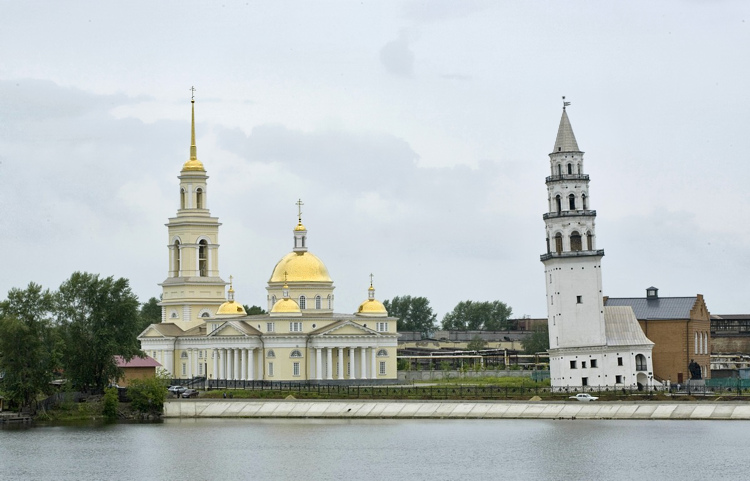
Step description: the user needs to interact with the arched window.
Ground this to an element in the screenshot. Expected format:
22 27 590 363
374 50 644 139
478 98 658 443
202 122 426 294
568 194 576 210
173 240 181 276
554 233 563 254
577 163 582 174
181 352 188 359
695 332 698 354
704 332 709 355
555 195 562 213
299 295 306 309
557 164 562 176
198 240 208 276
567 163 572 175
267 350 275 358
582 194 587 210
271 295 277 305
200 311 211 318
546 237 550 254
315 295 321 309
377 349 388 357
570 231 582 251
327 295 332 309
196 188 203 209
586 232 593 250
290 350 302 358
635 354 647 371
180 188 186 209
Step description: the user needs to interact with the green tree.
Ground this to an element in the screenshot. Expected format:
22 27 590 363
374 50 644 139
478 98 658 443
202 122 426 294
522 324 550 354
466 335 487 352
56 272 142 393
441 300 513 330
138 297 161 331
0 283 59 410
102 387 119 420
382 296 437 334
243 304 267 315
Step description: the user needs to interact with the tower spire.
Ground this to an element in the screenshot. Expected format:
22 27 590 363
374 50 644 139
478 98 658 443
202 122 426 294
553 97 580 153
182 86 205 172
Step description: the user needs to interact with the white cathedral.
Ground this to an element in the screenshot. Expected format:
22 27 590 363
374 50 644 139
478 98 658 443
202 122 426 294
542 102 656 390
138 99 398 384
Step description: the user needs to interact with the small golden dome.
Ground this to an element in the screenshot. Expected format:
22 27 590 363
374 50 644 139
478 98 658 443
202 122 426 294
182 159 205 172
270 252 332 283
294 222 306 231
357 299 388 317
216 300 246 315
270 298 302 316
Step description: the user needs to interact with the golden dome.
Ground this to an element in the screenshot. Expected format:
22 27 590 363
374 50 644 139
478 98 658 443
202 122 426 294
294 221 306 231
270 298 302 315
216 300 246 315
182 159 205 172
357 299 388 316
270 252 332 283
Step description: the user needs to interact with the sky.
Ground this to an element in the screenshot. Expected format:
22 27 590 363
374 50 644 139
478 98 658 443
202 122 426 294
1 1 749 321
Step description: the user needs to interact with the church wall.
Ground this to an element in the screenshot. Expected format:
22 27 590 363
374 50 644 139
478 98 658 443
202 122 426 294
638 319 711 383
549 347 654 389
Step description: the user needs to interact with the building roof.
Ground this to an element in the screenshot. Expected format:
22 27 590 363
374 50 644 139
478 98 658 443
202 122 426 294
605 297 698 320
115 355 162 368
603 306 654 347
553 108 580 153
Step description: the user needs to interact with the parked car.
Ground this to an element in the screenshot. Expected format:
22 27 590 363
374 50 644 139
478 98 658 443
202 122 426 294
181 389 199 398
167 385 186 395
569 393 598 402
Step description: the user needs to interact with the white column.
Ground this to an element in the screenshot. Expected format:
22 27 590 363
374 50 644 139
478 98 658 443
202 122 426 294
187 349 193 378
219 349 225 379
360 348 367 379
326 348 333 380
316 348 323 380
371 347 377 378
233 348 240 381
166 350 174 377
193 349 199 378
257 349 263 380
240 349 246 381
349 348 356 380
213 349 218 380
337 348 344 380
248 348 255 381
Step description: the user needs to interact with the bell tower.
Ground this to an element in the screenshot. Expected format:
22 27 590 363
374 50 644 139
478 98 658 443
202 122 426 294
542 100 606 355
159 92 227 328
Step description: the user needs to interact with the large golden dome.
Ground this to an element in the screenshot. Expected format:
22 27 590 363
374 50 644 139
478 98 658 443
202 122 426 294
182 158 205 172
216 300 246 315
270 252 332 283
357 298 388 316
270 297 302 315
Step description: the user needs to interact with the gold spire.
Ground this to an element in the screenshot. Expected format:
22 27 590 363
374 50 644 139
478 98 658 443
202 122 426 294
182 86 205 172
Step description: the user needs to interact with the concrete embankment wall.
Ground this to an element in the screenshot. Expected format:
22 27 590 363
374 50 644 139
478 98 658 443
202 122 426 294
164 400 750 420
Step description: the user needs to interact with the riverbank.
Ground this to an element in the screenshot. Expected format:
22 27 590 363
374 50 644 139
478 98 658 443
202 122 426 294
164 399 750 420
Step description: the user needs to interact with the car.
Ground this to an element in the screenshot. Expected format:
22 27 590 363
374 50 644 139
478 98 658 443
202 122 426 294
569 393 598 402
167 385 186 395
181 389 199 398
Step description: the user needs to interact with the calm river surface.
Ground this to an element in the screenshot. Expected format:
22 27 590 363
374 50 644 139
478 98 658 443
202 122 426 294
0 418 746 481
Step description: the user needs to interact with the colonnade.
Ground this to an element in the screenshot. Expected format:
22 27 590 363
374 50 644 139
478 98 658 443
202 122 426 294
211 347 261 381
313 346 380 380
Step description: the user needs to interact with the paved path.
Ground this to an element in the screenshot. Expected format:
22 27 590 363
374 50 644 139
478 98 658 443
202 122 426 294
164 400 750 420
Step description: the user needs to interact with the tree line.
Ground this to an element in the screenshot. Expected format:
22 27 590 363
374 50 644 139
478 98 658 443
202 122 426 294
0 272 148 409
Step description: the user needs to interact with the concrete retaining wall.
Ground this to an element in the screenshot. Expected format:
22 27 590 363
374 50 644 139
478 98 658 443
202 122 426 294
164 400 750 420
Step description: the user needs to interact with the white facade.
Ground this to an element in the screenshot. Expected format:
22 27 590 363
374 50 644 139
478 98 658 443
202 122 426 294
542 103 655 390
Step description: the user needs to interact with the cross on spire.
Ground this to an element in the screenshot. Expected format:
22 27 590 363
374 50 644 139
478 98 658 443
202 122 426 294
369 273 374 287
296 198 304 223
190 85 196 102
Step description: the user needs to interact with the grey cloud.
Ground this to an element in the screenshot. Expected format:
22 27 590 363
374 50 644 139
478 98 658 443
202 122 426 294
379 31 415 77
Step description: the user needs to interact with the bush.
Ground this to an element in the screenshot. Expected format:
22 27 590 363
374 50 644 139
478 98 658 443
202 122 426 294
128 376 167 414
102 387 119 419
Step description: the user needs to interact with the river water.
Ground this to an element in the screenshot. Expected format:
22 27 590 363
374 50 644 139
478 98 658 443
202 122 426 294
0 419 745 480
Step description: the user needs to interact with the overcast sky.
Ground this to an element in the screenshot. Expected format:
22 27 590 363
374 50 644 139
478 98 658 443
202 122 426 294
1 1 749 321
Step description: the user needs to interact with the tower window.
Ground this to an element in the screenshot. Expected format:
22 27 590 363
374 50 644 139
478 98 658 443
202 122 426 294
555 195 562 213
582 194 587 210
173 240 181 276
570 360 577 369
567 163 572 175
198 240 208 276
635 354 647 371
587 232 593 250
617 357 623 366
557 163 562 175
577 295 582 304
568 193 576 210
180 188 186 209
196 188 203 209
577 163 581 174
570 232 582 251
315 295 321 309
546 238 550 254
299 295 306 309
555 233 563 254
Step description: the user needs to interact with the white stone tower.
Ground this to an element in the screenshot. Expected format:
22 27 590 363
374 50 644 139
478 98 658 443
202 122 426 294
159 95 227 329
541 99 655 389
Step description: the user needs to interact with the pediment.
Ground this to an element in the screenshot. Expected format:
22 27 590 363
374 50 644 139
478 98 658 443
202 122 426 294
314 320 378 337
208 321 262 338
213 324 243 336
140 326 165 338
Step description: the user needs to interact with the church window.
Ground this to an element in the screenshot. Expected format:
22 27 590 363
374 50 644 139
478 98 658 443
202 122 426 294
555 233 563 254
591 359 597 368
289 322 303 332
570 360 577 369
293 362 300 377
377 349 388 357
180 188 186 209
581 194 587 210
576 295 582 304
570 232 582 251
171 310 178 319
299 295 306 309
315 295 321 309
196 188 204 209
615 375 622 383
617 357 623 366
581 377 588 386
555 195 562 213
568 193 576 210
695 332 698 354
198 240 208 276
290 350 303 358
582 361 587 369
567 163 572 175
577 163 581 174
379 361 386 375
267 350 275 358
173 241 181 276
181 352 188 358
376 322 388 332
546 238 550 254
268 362 274 376
551 295 553 305
301 236 305 247
557 163 562 175
182 363 186 376
271 295 277 305
635 354 647 371
198 363 203 375
266 322 275 332
586 232 593 250
200 311 211 318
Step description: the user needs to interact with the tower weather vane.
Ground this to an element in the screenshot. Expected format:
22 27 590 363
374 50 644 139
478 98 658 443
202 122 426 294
562 95 571 109
370 273 374 287
190 86 196 101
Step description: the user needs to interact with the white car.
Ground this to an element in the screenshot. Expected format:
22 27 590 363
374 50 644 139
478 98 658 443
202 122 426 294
569 393 598 402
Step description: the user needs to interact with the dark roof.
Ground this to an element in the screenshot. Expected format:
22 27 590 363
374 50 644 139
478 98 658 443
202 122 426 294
712 314 750 320
604 297 697 320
